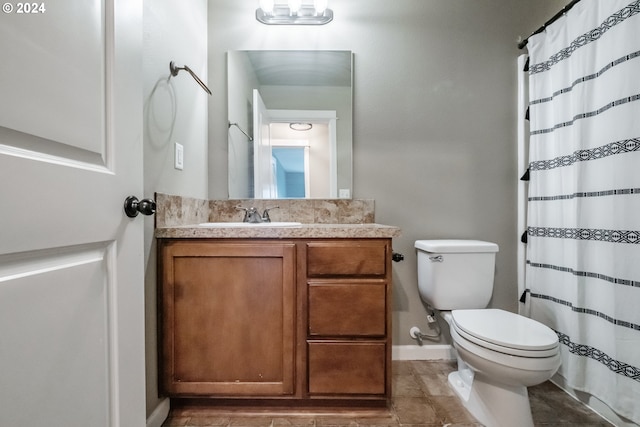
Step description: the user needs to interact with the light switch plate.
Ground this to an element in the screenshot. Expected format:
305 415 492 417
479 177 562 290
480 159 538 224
174 142 184 170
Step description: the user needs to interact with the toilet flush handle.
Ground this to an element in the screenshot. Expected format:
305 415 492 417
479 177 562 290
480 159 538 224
429 255 443 262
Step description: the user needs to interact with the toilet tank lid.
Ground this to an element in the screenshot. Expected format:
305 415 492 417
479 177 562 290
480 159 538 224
415 239 499 253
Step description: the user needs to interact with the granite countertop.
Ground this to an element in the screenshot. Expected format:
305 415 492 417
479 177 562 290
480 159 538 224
155 223 401 239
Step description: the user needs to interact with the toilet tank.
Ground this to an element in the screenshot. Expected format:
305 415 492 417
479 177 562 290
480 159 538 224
414 240 499 310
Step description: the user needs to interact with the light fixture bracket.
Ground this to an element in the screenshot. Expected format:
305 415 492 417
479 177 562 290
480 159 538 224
256 5 333 25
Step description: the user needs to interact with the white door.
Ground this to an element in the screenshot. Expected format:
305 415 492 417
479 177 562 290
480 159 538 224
0 1 145 426
253 89 273 198
268 109 338 198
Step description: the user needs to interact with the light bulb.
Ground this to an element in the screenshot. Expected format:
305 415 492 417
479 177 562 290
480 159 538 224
259 0 274 14
314 0 328 14
288 0 302 14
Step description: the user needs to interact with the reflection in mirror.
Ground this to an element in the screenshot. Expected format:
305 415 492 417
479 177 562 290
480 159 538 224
227 50 352 199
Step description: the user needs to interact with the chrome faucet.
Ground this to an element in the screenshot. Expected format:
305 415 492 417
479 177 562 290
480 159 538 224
236 206 279 223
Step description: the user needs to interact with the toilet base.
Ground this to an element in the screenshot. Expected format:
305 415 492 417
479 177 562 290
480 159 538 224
448 370 534 427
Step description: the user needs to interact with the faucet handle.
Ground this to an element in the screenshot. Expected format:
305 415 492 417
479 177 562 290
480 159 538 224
262 206 279 222
236 205 254 222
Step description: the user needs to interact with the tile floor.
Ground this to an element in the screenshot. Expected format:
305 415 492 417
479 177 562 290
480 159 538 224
162 360 611 427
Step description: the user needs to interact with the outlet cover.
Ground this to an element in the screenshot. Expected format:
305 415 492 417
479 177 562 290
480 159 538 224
174 142 184 170
339 189 350 198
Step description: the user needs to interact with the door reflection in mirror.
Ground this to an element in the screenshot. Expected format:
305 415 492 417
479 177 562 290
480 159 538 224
270 122 331 198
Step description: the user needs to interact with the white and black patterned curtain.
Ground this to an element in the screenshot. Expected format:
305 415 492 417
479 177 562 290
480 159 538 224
526 0 640 422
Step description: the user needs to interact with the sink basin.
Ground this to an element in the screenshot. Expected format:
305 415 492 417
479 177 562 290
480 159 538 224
198 222 302 227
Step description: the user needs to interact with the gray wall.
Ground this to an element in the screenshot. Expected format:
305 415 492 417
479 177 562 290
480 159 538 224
207 0 567 349
143 0 208 417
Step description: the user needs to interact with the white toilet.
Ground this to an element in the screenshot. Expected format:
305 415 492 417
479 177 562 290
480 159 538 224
414 239 560 427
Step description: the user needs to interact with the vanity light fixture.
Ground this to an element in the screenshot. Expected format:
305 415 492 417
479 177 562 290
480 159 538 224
289 123 313 131
256 0 333 25
288 0 302 14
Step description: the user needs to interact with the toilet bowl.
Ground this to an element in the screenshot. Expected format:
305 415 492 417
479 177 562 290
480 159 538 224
414 240 561 427
443 309 560 427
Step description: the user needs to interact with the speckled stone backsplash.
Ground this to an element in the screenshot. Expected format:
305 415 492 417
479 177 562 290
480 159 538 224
155 193 209 228
155 193 375 227
209 199 375 224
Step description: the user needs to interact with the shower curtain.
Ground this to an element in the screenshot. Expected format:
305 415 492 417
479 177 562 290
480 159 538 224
525 0 640 423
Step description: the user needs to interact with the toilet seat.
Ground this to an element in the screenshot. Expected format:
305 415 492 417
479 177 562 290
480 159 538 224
449 323 561 374
451 309 559 358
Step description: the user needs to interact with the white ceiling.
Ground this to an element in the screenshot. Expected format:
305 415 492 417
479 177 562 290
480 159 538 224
246 50 352 87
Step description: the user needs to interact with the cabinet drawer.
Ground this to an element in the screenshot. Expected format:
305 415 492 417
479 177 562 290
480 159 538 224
308 282 386 336
306 241 387 277
308 342 386 395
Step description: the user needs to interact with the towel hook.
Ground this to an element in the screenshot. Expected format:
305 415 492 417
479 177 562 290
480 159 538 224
169 61 212 95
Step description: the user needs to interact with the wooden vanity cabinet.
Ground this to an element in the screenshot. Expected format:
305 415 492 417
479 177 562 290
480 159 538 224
159 240 296 396
158 238 392 405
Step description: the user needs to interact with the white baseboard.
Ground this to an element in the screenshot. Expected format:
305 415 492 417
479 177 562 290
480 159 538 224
392 344 456 361
146 398 170 427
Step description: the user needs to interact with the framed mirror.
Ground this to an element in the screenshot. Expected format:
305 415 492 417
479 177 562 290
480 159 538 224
227 50 353 199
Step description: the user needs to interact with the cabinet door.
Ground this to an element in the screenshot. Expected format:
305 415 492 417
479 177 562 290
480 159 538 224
160 241 296 396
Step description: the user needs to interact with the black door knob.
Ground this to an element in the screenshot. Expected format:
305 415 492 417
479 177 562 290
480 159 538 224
124 196 156 218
